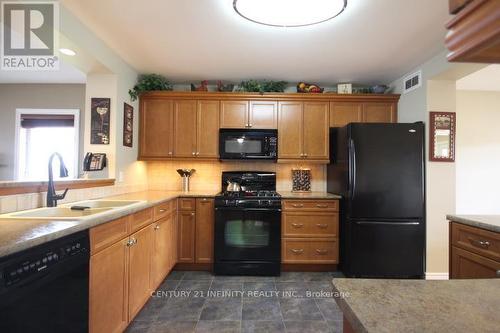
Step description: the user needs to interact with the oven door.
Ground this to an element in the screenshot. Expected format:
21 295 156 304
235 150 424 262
219 129 277 160
215 207 281 262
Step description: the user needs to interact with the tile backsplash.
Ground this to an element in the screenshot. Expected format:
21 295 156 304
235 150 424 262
147 161 327 192
0 183 147 214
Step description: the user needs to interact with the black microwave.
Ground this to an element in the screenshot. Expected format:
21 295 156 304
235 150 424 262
219 129 278 161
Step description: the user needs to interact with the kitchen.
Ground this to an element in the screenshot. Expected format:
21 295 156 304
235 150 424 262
0 0 499 333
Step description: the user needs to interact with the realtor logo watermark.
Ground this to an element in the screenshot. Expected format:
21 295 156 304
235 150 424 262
1 1 59 70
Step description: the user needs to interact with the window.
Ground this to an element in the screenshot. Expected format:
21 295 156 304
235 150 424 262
15 109 80 181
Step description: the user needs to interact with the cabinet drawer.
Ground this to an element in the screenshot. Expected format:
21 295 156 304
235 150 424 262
282 238 338 264
451 222 500 262
283 212 338 238
283 200 338 212
451 246 500 279
178 198 196 211
154 200 175 221
130 208 153 233
90 216 130 254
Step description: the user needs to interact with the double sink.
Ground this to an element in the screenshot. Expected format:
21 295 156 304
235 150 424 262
0 200 144 220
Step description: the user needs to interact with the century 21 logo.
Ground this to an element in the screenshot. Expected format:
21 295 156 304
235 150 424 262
1 1 59 70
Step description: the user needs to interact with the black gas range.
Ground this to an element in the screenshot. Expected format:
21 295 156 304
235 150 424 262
214 172 281 276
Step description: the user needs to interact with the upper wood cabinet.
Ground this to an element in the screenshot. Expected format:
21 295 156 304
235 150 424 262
139 99 174 158
445 0 500 63
173 100 197 158
330 102 363 127
330 101 397 127
220 100 277 129
220 100 248 128
278 101 329 161
195 198 215 264
197 101 220 158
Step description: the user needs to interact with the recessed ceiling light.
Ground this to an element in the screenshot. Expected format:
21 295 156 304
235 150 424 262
233 0 347 27
59 48 76 56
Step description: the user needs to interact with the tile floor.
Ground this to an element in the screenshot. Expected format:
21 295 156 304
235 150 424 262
126 271 344 333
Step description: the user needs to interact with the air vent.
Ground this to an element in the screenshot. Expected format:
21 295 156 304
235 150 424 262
403 70 422 94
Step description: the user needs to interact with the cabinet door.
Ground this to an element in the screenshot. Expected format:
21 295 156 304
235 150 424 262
220 100 248 128
362 103 397 123
151 215 172 289
303 102 329 160
249 101 277 129
173 100 197 157
140 99 173 158
89 238 129 333
451 246 500 279
195 198 214 263
178 211 196 263
329 102 363 127
170 210 178 269
128 225 154 320
197 100 220 158
278 102 303 159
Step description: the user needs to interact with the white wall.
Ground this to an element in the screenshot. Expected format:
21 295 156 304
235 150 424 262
456 90 500 214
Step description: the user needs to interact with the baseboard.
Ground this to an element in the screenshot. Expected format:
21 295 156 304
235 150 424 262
425 272 449 280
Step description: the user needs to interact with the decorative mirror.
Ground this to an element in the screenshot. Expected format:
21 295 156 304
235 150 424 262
429 112 456 162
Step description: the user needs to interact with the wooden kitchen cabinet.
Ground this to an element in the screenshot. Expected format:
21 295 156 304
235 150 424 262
151 214 173 289
449 221 500 279
303 102 329 160
197 101 220 158
329 102 363 127
278 101 329 162
128 225 154 320
220 100 248 128
249 101 278 129
446 0 500 63
173 100 197 158
177 210 196 263
139 99 174 158
195 198 215 263
89 238 129 333
362 102 397 123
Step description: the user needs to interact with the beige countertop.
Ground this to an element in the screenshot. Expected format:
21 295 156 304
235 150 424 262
0 190 218 258
332 278 500 333
278 191 342 199
447 215 500 233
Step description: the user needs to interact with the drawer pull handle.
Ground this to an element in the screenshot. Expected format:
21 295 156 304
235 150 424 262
291 223 304 228
468 237 491 249
291 249 304 254
316 204 329 208
292 204 304 208
126 238 138 247
159 209 167 213
316 224 328 229
315 249 328 255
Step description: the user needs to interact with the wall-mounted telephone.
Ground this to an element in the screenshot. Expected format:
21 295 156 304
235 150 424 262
83 153 107 171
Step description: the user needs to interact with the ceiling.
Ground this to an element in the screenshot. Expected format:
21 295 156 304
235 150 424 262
61 0 450 85
456 65 500 91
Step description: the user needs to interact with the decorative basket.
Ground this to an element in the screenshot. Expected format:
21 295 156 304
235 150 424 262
292 168 311 192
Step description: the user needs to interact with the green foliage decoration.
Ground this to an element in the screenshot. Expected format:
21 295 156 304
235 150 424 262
129 74 173 101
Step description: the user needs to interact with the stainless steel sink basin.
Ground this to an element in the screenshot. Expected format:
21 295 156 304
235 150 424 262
63 200 143 209
1 207 113 220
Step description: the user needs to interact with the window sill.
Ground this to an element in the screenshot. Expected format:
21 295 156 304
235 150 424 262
0 179 116 196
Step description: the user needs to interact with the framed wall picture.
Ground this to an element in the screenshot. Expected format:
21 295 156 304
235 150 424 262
429 111 456 162
123 103 133 147
91 98 111 144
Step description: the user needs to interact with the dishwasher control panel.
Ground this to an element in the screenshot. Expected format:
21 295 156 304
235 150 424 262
0 231 89 288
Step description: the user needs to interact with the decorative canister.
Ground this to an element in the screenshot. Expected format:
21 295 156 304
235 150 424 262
292 168 311 192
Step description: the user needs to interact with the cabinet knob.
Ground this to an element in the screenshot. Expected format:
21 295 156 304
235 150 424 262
291 249 304 254
159 209 166 213
304 153 308 158
191 212 195 216
245 124 249 127
248 124 253 127
196 152 200 156
168 152 173 155
468 237 491 249
192 152 196 156
154 225 160 230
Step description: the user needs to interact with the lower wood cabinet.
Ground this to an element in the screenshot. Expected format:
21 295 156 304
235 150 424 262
89 200 178 333
89 238 129 333
177 210 196 263
281 199 339 264
449 221 500 279
196 198 214 264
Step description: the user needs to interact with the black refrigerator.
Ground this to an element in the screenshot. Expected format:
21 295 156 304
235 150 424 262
328 123 425 278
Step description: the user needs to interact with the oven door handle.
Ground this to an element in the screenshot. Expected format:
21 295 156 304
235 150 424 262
215 207 281 212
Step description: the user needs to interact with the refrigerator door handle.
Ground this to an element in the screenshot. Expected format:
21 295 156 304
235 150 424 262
349 139 357 200
354 221 421 226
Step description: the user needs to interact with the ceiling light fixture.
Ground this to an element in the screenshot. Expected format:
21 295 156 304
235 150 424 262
233 0 347 28
59 48 76 56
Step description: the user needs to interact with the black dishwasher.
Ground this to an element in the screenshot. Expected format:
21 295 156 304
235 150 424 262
0 230 90 333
